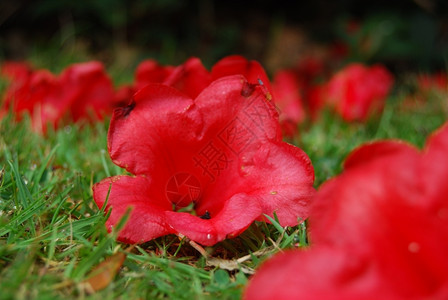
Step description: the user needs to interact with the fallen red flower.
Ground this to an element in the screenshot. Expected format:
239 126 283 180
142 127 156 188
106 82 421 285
323 63 394 121
135 59 175 91
417 72 448 93
58 61 115 122
1 61 33 117
211 55 273 96
244 122 448 299
1 61 116 132
93 75 315 246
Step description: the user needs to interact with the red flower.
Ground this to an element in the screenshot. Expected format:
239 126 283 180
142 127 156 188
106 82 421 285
1 61 33 116
58 61 115 122
135 59 175 91
26 70 61 132
324 63 393 121
134 57 212 100
93 76 315 246
1 61 116 132
417 72 448 93
211 55 273 96
113 84 136 108
0 61 32 83
132 55 275 105
245 122 448 299
163 57 212 99
271 70 306 137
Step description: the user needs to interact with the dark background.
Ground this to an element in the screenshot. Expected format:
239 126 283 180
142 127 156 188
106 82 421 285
1 0 447 74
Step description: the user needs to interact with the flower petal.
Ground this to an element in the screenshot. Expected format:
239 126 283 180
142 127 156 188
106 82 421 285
243 142 314 226
108 84 201 176
93 176 173 243
422 122 448 214
244 247 378 300
211 55 273 97
194 75 281 147
165 193 262 246
135 59 175 90
163 57 212 99
344 140 418 170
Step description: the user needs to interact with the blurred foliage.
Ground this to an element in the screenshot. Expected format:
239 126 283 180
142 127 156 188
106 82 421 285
0 0 447 72
336 12 447 71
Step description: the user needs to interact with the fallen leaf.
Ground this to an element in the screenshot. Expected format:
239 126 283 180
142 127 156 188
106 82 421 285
82 251 126 293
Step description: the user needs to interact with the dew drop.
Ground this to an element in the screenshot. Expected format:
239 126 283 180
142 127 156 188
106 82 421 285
207 233 212 240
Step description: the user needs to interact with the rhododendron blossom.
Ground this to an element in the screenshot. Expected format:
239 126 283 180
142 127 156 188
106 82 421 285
58 61 115 122
1 61 33 116
1 61 116 132
417 72 448 93
93 75 315 246
135 59 175 91
245 122 448 299
211 55 273 95
134 56 270 101
324 63 394 121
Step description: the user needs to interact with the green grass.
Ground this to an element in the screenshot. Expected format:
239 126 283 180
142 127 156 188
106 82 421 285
0 70 447 299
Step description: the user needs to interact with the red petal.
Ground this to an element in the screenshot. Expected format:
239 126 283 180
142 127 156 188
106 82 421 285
211 55 273 97
194 75 281 147
0 61 32 83
422 122 448 212
241 142 314 226
93 176 173 243
59 61 115 121
108 84 201 176
135 59 175 90
244 248 380 300
165 193 262 246
163 57 212 99
344 140 418 170
324 63 393 121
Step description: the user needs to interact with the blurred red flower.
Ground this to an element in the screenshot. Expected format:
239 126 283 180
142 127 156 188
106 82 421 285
211 55 273 95
271 70 306 137
324 63 394 121
135 59 175 91
93 76 315 246
1 61 115 132
58 61 115 122
133 55 272 101
417 72 448 93
1 61 33 117
244 122 448 299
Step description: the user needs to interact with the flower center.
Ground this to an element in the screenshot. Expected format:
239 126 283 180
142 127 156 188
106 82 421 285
166 172 202 208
